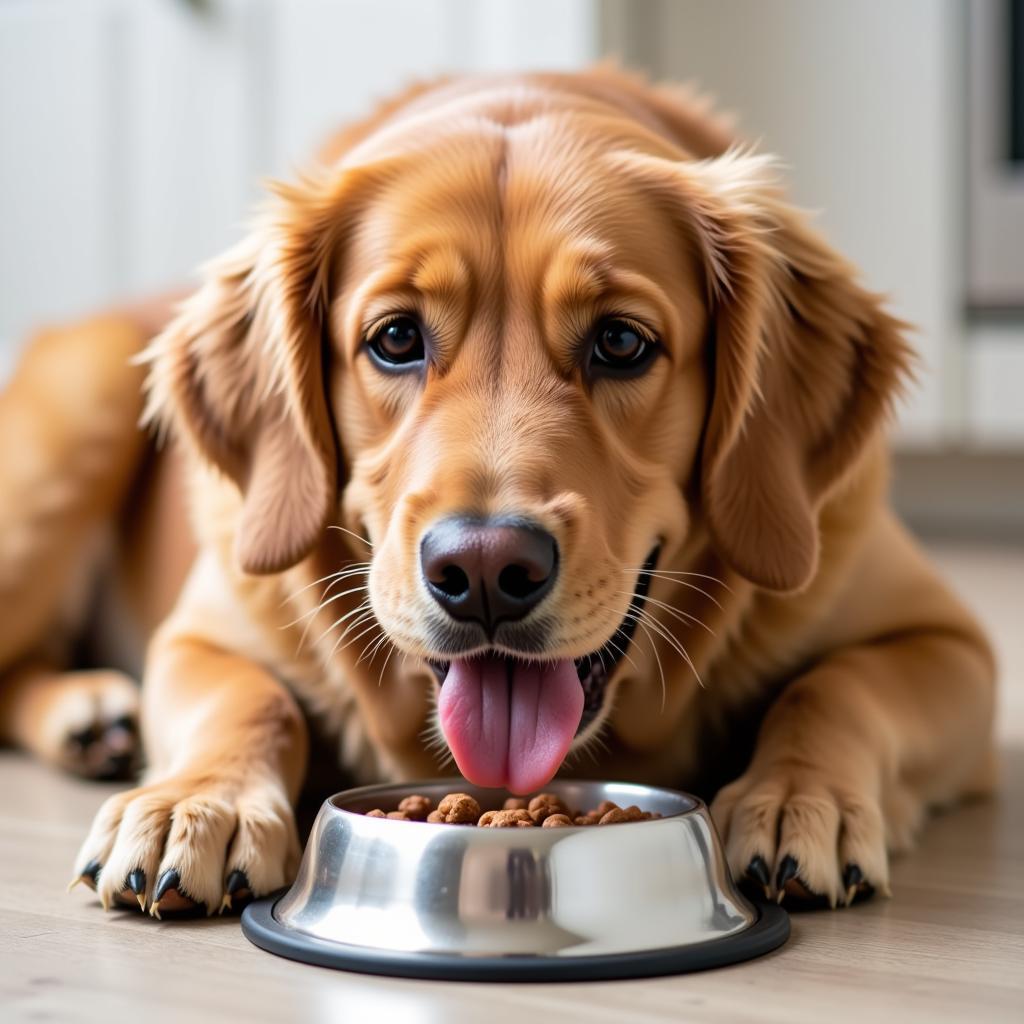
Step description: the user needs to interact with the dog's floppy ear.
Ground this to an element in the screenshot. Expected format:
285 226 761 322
142 170 371 574
617 150 915 592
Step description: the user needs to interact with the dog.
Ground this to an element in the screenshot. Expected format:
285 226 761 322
0 68 995 915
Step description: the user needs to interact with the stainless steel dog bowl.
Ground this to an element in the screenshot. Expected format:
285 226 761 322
242 779 788 981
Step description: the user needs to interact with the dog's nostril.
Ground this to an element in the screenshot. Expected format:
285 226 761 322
497 563 545 600
433 564 471 598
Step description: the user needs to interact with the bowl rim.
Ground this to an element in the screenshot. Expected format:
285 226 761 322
323 777 706 828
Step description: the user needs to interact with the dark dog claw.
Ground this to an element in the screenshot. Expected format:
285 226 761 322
149 868 205 918
154 868 180 903
221 869 252 913
843 862 876 904
776 854 798 888
774 851 806 901
843 862 863 890
226 869 251 896
127 868 146 909
746 855 771 891
68 858 102 893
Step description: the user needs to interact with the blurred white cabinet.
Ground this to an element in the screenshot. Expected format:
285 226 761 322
0 1 120 347
0 0 598 362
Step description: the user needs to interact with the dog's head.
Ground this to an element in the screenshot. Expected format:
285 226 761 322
146 77 912 791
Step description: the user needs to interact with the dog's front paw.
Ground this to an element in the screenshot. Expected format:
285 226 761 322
41 670 140 780
69 772 300 917
710 762 893 908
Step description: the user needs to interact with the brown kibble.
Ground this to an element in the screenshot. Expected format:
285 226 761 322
527 793 568 823
599 808 631 825
479 809 534 828
528 793 565 813
437 792 481 824
541 813 573 828
398 794 434 820
369 791 658 826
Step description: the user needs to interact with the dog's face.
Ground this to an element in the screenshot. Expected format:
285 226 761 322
147 81 910 792
326 124 711 790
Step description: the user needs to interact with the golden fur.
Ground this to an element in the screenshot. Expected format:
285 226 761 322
0 68 994 913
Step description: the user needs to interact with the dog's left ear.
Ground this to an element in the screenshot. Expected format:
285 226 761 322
616 149 915 592
141 170 373 575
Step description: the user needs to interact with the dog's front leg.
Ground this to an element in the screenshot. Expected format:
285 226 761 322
710 621 995 908
71 626 308 917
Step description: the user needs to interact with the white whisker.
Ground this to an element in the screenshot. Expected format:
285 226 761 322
628 607 705 690
637 572 724 609
333 618 384 659
310 598 372 652
325 610 376 662
632 620 667 713
283 583 369 632
327 524 375 549
320 566 373 599
295 587 371 654
621 566 732 592
279 562 371 607
377 640 398 688
614 590 715 637
601 635 640 674
359 629 392 668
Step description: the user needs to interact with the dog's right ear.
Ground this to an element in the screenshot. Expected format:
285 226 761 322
141 168 379 575
612 147 914 593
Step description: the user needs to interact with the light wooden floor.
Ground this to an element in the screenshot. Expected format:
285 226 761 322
2 541 1023 1023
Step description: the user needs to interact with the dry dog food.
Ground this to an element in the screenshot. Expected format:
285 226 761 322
361 791 663 827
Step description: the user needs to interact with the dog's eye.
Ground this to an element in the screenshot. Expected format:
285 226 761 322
367 316 425 368
589 318 657 377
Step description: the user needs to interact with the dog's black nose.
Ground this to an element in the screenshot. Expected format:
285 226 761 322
420 516 558 630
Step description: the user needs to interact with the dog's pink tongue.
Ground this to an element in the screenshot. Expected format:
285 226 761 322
438 656 584 795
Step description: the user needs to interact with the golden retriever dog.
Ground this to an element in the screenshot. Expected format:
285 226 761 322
0 68 995 916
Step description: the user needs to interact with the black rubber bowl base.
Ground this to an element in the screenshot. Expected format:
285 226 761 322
241 896 789 982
